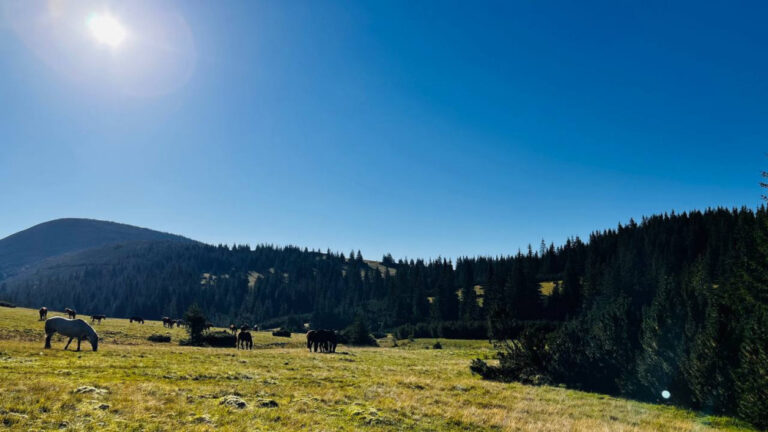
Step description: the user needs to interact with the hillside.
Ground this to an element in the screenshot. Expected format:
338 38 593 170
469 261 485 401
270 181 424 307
0 218 194 280
0 306 752 431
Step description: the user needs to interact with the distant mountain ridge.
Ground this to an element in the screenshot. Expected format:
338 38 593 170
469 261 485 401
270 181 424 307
0 218 195 280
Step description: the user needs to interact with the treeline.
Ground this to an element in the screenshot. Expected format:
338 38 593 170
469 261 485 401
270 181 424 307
0 207 756 335
0 232 588 332
472 206 768 428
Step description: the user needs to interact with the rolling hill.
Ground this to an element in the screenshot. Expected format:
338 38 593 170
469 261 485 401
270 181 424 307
0 218 194 280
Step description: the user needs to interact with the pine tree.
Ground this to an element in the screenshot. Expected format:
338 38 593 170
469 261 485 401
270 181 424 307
184 303 207 345
460 261 479 320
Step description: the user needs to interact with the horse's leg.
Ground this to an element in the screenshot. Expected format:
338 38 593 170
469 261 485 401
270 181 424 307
76 338 82 352
44 332 53 349
64 337 73 350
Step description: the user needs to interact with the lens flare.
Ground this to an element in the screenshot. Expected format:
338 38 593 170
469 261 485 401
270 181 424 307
87 13 126 47
661 390 671 399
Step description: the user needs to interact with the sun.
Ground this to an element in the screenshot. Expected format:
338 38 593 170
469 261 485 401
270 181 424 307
87 13 126 47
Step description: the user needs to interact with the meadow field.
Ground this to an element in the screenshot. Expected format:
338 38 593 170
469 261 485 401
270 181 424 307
0 306 754 431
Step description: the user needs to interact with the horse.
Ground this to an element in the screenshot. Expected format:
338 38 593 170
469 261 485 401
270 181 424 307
129 316 145 324
252 325 259 332
64 308 76 319
237 330 253 350
240 324 250 332
44 317 99 352
229 324 237 335
162 317 174 328
307 329 338 353
39 307 48 321
91 314 106 324
306 330 316 351
321 329 338 353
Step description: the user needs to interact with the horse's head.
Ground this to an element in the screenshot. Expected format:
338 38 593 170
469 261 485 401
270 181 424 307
89 331 99 351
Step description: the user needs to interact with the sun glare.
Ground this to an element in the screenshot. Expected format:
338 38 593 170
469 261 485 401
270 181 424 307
87 13 126 47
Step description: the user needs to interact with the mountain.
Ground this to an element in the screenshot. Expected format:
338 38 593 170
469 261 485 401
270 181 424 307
0 218 194 280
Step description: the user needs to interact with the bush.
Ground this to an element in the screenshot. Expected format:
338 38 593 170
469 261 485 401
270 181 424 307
147 334 171 343
471 321 557 386
271 329 291 338
343 314 378 346
0 300 16 308
433 341 442 349
202 331 237 347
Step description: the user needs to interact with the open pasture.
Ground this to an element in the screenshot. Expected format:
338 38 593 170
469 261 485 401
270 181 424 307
0 307 752 431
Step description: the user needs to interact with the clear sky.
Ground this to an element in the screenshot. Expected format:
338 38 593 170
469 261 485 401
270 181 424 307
1 1 766 260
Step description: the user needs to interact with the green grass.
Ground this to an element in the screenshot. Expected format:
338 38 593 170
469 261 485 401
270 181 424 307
0 307 754 431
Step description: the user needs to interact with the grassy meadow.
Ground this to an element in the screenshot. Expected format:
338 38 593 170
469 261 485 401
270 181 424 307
0 306 754 431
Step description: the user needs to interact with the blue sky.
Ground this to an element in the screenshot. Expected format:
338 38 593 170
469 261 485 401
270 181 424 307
1 1 766 260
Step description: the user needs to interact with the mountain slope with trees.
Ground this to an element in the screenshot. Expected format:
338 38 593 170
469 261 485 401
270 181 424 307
0 218 194 280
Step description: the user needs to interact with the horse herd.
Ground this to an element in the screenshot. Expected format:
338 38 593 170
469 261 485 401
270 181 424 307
36 307 341 354
39 307 105 324
306 329 338 353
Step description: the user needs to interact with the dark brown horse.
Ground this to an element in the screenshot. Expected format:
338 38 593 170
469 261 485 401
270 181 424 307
129 316 145 324
64 308 76 319
39 307 48 321
229 324 237 335
162 317 174 328
237 330 253 350
91 314 106 324
307 329 338 353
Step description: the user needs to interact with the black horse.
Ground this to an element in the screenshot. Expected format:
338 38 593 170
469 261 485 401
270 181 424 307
39 307 48 321
91 314 106 324
64 308 77 319
307 329 338 353
129 316 145 324
237 330 253 350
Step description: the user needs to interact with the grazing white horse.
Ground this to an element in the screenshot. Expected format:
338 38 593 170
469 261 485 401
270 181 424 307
44 317 99 352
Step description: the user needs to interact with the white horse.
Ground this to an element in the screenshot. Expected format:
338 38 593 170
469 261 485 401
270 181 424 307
44 317 99 352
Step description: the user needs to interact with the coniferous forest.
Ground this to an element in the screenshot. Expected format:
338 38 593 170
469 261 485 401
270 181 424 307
1 206 767 426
